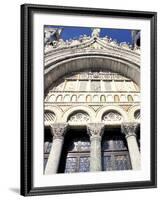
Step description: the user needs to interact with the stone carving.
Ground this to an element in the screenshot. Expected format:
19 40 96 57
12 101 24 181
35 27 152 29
68 112 90 123
45 112 56 122
44 28 63 45
87 123 104 137
91 28 101 37
44 33 140 67
50 123 68 139
102 111 122 122
121 122 138 138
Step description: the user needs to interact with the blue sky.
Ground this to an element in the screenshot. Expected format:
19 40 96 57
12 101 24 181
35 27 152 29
45 25 135 44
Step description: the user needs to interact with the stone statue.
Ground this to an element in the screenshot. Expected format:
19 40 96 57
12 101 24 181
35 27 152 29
44 28 63 45
91 28 101 37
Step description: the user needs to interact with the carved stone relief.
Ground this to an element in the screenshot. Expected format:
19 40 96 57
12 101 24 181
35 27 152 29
102 111 122 122
68 112 90 123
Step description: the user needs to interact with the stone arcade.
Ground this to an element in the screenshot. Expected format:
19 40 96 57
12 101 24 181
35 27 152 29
44 28 140 174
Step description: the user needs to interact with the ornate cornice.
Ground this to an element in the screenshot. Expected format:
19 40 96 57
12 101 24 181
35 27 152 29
44 35 140 69
50 123 68 139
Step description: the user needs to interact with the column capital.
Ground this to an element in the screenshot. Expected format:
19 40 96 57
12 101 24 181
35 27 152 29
50 123 68 139
121 122 138 138
87 123 104 139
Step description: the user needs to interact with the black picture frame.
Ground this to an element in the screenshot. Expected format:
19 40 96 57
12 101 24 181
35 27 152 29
21 3 157 196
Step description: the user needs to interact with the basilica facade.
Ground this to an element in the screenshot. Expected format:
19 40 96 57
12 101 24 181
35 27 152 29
44 28 140 174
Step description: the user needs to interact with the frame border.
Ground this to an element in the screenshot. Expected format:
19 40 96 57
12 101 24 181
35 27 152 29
20 3 157 196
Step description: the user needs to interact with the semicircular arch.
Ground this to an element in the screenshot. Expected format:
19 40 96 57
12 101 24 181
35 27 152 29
96 105 128 123
128 105 140 122
45 55 140 93
44 105 63 123
62 105 96 123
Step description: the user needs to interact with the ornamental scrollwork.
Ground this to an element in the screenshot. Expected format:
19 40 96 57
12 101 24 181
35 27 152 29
102 111 122 122
68 112 90 123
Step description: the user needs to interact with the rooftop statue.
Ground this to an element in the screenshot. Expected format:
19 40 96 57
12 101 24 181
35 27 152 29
91 28 101 37
44 28 63 45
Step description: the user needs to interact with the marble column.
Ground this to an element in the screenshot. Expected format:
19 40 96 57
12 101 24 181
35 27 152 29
45 123 68 175
121 122 140 170
87 123 104 172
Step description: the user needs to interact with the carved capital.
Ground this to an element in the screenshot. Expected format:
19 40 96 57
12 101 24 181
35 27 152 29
50 123 68 139
121 122 138 138
87 123 104 139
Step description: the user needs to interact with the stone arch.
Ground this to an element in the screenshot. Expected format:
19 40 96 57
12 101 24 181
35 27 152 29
102 111 123 124
56 95 63 102
67 111 90 124
78 94 85 102
100 95 106 102
45 55 140 94
96 105 128 123
64 94 70 102
44 111 56 126
71 95 77 102
45 94 56 102
44 105 63 123
86 95 92 102
93 95 99 102
62 105 96 123
127 95 134 102
114 95 120 102
128 105 141 122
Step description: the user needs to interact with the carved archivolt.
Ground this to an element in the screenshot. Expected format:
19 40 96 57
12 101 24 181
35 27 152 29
68 112 90 123
102 111 122 122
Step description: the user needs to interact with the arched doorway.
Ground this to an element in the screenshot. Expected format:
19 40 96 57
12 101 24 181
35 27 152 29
58 127 90 173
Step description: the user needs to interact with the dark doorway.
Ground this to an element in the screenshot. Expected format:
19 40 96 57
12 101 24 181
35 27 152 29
101 127 132 171
58 127 90 173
